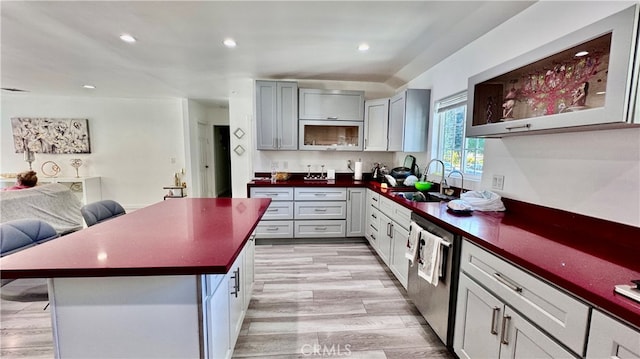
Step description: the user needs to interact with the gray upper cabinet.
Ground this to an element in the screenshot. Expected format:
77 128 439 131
388 89 431 152
363 98 390 151
256 81 298 150
299 88 365 121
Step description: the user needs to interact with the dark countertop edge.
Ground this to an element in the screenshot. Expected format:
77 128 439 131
247 179 640 329
0 265 230 279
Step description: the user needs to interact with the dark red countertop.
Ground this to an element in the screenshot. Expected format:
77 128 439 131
248 179 640 329
377 186 640 330
0 198 271 278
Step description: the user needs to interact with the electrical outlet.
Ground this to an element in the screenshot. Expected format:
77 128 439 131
492 175 505 190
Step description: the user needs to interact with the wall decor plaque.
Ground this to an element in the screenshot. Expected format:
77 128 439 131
11 117 91 153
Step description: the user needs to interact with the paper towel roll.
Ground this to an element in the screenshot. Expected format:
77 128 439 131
354 161 363 180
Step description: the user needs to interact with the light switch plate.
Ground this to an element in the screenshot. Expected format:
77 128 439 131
492 175 505 190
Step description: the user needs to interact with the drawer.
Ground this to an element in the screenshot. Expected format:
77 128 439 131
294 187 347 201
255 220 294 238
262 202 294 220
249 187 294 201
366 189 380 209
365 206 381 247
460 239 589 354
294 201 346 220
294 220 346 238
379 196 411 229
366 205 381 232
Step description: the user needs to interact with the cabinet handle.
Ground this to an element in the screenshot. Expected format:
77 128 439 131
386 223 392 237
371 234 376 240
314 226 328 231
236 268 241 295
372 197 378 202
505 123 531 131
230 267 240 298
389 223 394 238
314 208 328 212
371 213 377 219
494 273 523 293
327 116 338 120
490 307 500 335
263 193 280 197
267 208 279 212
314 193 327 197
266 227 279 231
500 315 511 344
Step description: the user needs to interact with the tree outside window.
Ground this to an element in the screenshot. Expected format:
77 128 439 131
437 93 484 177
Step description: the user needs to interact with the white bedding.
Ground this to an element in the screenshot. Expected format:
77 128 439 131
1 183 83 234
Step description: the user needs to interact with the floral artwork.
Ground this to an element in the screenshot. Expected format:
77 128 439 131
11 117 91 154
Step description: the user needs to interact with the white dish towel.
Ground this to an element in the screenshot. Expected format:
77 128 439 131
418 230 444 286
405 221 422 266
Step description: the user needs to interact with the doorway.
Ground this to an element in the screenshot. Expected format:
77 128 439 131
214 126 232 197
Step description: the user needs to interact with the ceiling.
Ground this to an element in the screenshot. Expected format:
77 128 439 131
1 1 535 106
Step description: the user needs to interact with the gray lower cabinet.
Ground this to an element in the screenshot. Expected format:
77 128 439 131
251 186 353 239
365 189 381 249
346 188 366 237
376 196 411 288
586 309 640 359
294 220 346 238
454 239 589 358
250 187 294 239
293 187 346 238
455 274 576 359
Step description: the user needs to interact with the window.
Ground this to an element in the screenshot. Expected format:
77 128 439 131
435 92 485 177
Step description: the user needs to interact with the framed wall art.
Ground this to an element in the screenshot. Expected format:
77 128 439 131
11 117 91 154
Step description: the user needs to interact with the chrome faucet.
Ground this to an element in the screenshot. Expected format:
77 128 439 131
447 170 464 197
424 159 447 195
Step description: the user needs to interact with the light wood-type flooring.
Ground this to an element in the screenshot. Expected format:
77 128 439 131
0 242 452 358
233 241 452 358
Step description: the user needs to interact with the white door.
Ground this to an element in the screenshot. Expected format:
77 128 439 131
454 273 502 359
197 122 214 197
501 307 576 358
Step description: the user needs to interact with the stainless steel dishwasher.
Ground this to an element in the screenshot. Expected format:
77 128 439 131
407 212 461 348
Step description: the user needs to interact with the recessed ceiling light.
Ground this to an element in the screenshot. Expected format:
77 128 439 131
575 50 589 57
223 38 237 48
119 34 137 43
358 43 370 52
83 85 96 89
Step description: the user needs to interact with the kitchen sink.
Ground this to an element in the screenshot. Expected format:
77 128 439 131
394 191 458 202
426 192 457 202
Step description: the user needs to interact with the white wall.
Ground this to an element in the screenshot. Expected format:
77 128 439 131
1 94 185 209
407 1 640 226
183 99 229 197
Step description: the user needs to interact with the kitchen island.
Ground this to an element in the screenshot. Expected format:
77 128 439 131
0 198 271 359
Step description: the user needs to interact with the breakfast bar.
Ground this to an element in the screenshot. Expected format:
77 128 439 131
0 198 271 359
